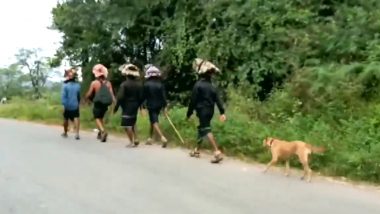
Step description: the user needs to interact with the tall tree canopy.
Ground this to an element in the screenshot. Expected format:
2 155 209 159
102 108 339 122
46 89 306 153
51 0 380 103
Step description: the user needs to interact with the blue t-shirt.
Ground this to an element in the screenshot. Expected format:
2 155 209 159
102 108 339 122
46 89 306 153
61 81 81 110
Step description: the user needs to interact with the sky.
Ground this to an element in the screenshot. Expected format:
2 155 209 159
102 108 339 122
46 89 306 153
0 0 62 67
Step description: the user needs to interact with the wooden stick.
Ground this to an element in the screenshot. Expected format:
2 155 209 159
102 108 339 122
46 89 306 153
165 114 185 144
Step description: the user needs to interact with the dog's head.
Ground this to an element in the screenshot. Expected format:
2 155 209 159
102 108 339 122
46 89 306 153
263 137 275 148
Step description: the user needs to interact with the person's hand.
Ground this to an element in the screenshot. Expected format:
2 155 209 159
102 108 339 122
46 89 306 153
219 114 226 122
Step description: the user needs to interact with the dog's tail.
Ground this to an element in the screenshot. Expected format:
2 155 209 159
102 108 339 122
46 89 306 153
309 145 326 154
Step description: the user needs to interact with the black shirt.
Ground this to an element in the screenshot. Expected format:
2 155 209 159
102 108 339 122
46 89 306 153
114 79 143 114
187 78 225 118
143 79 167 110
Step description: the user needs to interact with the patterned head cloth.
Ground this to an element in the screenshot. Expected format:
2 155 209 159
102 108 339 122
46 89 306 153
92 64 109 78
144 64 161 79
192 58 220 74
119 63 140 77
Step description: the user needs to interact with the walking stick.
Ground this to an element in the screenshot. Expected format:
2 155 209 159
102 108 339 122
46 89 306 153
165 114 185 144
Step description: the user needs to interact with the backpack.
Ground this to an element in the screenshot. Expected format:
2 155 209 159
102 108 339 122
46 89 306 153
93 80 113 106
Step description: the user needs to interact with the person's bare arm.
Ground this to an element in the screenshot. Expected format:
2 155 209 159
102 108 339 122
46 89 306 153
107 82 116 103
85 81 95 102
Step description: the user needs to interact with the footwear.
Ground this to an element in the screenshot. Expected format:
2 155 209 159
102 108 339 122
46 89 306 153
61 133 68 138
211 151 223 164
134 139 140 146
75 135 80 140
97 131 101 140
100 131 108 143
161 136 168 148
189 150 200 158
126 142 138 148
145 138 153 145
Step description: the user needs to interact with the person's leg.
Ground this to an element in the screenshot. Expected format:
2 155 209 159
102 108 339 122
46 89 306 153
98 105 108 142
73 109 80 140
146 109 159 145
153 123 166 141
93 105 104 140
200 109 223 163
74 118 80 140
206 132 219 152
99 118 108 142
62 110 69 138
149 109 167 146
125 127 135 146
146 124 154 145
122 115 138 147
149 124 154 138
96 118 105 132
190 134 202 158
190 111 207 157
132 125 139 145
62 119 69 137
207 131 223 163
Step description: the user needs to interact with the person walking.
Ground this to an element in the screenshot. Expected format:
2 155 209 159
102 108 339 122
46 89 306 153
61 68 81 140
85 64 115 142
114 63 144 147
187 58 226 164
142 64 168 148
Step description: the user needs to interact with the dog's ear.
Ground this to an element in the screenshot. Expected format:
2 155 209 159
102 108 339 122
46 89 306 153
263 137 268 146
264 137 273 146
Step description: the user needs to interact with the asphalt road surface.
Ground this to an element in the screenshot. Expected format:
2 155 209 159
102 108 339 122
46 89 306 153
1 118 380 214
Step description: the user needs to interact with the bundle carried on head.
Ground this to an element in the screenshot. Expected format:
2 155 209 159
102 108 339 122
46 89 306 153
119 63 140 77
192 58 220 74
144 64 161 79
92 64 109 78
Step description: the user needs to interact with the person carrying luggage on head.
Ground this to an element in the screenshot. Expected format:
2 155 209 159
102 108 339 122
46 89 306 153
114 63 144 147
142 64 169 148
187 58 226 164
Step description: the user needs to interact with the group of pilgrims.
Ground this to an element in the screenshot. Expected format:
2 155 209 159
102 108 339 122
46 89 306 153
61 58 226 164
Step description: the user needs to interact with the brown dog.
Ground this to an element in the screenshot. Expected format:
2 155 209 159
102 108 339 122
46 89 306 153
263 137 325 182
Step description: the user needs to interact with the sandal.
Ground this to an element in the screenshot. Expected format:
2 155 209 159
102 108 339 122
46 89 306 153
211 151 223 164
189 150 200 158
100 131 108 143
145 138 153 145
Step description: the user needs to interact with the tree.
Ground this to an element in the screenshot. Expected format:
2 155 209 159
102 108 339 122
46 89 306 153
51 0 380 102
0 64 24 98
15 49 51 99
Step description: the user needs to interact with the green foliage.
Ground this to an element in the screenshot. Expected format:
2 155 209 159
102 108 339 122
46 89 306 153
0 64 25 98
52 0 380 102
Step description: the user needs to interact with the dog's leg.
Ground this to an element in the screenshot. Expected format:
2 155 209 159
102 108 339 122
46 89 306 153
299 153 312 182
264 157 278 173
284 160 290 177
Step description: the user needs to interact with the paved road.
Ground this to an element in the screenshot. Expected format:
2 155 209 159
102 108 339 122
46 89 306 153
1 119 380 214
